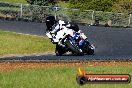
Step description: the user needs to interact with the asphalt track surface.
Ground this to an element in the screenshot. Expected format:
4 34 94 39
0 20 132 61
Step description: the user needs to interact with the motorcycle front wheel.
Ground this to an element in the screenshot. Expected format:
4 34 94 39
65 39 83 56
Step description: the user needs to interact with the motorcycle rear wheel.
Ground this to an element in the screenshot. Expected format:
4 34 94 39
55 44 66 56
82 41 94 55
87 48 94 55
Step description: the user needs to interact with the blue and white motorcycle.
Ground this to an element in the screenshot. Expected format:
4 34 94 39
46 20 95 56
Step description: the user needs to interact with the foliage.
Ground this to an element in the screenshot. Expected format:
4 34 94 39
0 0 27 4
89 0 114 11
69 0 117 11
69 0 132 13
26 0 57 6
112 0 132 13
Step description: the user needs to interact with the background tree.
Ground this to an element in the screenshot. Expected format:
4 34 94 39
26 0 57 6
88 0 115 11
112 0 132 13
69 0 117 11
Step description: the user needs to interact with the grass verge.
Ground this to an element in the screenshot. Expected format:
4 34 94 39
0 30 55 56
0 65 131 88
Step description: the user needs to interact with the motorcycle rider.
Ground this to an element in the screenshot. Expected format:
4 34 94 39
46 15 87 41
45 15 89 55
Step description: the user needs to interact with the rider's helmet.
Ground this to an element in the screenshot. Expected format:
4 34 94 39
67 22 79 32
45 15 56 31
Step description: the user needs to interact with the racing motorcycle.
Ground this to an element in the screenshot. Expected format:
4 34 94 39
46 21 95 56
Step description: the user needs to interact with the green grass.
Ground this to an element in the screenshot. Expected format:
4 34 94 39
0 0 27 4
0 66 131 88
0 30 55 55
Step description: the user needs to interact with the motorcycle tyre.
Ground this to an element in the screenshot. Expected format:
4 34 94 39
55 44 66 56
82 41 94 55
65 39 83 56
86 48 94 55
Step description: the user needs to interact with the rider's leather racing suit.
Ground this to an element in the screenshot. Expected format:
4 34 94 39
46 20 87 43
